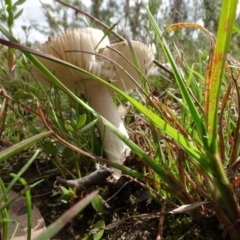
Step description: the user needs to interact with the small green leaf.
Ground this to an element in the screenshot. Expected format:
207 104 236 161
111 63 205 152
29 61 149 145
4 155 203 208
13 0 26 7
82 234 90 240
60 186 69 196
64 120 74 132
59 187 76 202
91 195 105 213
92 219 105 240
70 108 77 126
80 118 98 133
76 114 87 130
43 141 58 155
14 8 23 19
15 59 24 67
55 141 66 152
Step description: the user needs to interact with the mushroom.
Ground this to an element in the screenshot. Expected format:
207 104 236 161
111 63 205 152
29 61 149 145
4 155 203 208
33 28 110 91
102 41 155 91
32 28 155 177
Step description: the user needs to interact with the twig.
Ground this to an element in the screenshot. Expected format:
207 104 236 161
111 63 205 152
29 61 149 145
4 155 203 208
153 59 174 77
91 201 209 231
104 178 133 203
56 168 112 189
156 201 166 240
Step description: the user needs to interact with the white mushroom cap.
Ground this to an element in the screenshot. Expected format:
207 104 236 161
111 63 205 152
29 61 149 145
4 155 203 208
102 41 155 91
34 28 110 93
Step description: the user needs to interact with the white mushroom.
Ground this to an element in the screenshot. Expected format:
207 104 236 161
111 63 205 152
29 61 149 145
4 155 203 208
32 28 155 177
102 41 155 92
33 28 110 92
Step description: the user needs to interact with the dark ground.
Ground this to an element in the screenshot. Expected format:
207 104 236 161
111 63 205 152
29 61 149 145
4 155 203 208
1 146 226 240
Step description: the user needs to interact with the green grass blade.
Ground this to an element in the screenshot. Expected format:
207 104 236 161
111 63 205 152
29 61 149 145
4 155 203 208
205 0 238 149
144 3 207 146
9 175 32 240
0 132 51 163
0 150 40 204
0 179 9 240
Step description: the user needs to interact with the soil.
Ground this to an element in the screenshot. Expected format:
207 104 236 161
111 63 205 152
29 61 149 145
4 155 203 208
1 147 226 240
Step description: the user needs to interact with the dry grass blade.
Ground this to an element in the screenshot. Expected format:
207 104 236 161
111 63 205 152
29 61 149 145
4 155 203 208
163 22 216 124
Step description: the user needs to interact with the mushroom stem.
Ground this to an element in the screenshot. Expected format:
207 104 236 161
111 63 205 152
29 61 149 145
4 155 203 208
85 82 131 167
